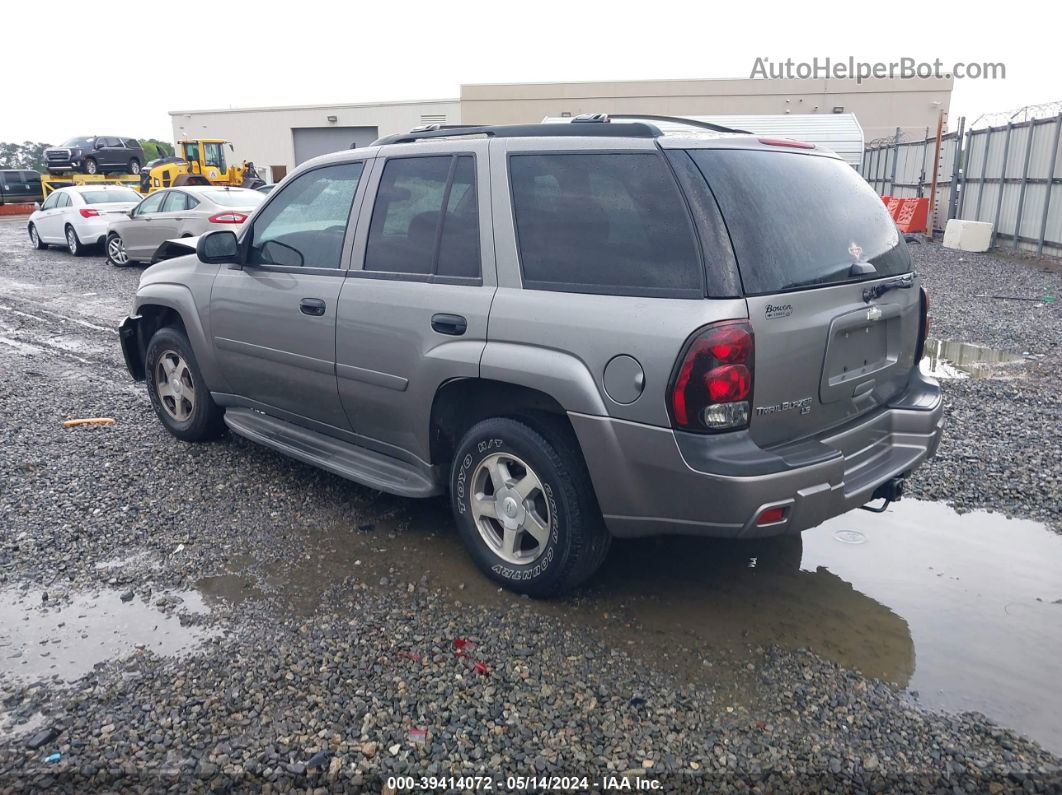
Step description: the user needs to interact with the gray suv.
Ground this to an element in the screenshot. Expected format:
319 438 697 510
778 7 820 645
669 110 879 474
119 116 943 596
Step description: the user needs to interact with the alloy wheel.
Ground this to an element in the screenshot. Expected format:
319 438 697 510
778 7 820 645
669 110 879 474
29 226 39 247
66 228 78 254
470 452 552 565
155 350 196 422
108 236 128 265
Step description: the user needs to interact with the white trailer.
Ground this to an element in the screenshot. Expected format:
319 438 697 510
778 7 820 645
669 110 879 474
543 113 865 168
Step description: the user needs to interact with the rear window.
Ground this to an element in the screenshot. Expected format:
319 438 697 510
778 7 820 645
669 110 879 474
81 189 141 204
509 153 702 297
688 149 911 295
202 189 264 207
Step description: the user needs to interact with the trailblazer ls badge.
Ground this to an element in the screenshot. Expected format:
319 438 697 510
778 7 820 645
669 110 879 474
755 397 813 416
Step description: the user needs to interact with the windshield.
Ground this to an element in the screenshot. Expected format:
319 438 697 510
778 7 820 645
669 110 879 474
688 149 912 295
61 137 95 148
81 189 142 204
203 189 264 207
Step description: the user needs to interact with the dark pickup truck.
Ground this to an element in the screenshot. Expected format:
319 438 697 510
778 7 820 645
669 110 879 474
0 170 43 204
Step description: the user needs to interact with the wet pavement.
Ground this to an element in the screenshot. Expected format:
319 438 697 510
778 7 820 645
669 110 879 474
0 587 213 687
921 337 1029 379
2 220 1060 783
183 495 1062 754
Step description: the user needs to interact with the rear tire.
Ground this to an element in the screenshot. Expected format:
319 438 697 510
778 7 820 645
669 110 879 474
106 233 134 267
144 326 225 442
449 417 610 596
128 158 141 174
28 224 47 250
65 225 85 257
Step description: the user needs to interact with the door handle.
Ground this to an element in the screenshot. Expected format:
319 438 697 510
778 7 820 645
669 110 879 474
300 298 327 316
431 313 467 336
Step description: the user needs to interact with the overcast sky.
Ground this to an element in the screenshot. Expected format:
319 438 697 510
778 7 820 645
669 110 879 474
3 0 1056 143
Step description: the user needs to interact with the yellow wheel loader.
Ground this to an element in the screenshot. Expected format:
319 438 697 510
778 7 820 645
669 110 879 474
140 139 264 194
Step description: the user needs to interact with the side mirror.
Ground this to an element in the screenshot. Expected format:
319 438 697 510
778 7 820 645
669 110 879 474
33 202 40 211
197 230 241 266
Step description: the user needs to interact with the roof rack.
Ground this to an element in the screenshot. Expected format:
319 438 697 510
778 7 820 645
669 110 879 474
370 113 751 147
371 119 663 146
604 113 752 135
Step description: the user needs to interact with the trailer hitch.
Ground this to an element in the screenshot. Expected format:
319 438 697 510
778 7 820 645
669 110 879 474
860 477 905 513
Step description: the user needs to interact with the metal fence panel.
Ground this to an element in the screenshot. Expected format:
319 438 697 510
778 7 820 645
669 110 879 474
861 113 1062 257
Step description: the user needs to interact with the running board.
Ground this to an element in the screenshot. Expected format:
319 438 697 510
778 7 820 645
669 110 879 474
223 408 440 498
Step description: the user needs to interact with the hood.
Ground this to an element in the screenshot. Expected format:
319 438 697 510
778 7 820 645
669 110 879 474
139 246 220 286
150 235 201 264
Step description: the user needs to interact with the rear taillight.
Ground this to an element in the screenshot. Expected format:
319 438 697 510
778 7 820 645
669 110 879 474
758 137 815 150
79 208 99 218
668 321 754 432
209 212 248 224
915 287 930 361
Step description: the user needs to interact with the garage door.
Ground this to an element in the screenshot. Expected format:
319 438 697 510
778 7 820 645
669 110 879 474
292 126 379 165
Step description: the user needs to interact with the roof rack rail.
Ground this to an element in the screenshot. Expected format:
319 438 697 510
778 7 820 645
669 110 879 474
371 120 663 146
605 113 752 135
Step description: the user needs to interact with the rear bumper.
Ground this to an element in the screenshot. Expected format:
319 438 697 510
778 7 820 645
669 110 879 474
570 373 944 539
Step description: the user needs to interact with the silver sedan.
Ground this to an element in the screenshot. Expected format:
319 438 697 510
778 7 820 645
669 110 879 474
106 186 264 266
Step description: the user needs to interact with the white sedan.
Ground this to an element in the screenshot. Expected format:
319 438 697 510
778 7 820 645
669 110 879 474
28 185 142 256
105 186 264 267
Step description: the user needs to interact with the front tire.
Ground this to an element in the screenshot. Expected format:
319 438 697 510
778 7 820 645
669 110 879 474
65 225 85 256
28 224 47 250
83 158 98 175
144 326 225 442
106 233 133 267
450 417 610 596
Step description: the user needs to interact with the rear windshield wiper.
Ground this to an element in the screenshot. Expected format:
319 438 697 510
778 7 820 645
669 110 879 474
863 273 915 303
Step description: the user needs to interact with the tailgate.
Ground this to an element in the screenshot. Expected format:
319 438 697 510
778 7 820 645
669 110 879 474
745 278 921 446
684 146 920 446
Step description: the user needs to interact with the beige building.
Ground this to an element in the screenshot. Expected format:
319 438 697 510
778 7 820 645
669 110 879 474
170 76 951 181
460 77 953 143
169 98 459 183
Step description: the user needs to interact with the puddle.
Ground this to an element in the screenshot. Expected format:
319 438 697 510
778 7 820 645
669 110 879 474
211 495 1062 753
920 338 1026 379
0 588 215 686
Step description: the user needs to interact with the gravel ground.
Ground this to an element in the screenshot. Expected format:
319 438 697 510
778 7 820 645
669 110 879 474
1 219 1061 793
906 242 1062 531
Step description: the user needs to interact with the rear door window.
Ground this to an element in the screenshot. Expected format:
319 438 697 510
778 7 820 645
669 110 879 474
508 153 702 297
364 154 480 279
162 192 190 212
687 149 911 295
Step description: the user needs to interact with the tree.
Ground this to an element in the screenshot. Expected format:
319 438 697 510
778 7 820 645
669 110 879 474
140 139 175 161
0 141 52 171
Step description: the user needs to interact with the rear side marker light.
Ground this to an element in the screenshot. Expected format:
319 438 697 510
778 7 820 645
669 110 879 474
756 506 787 525
668 321 754 432
209 212 248 224
79 208 99 218
758 137 815 150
